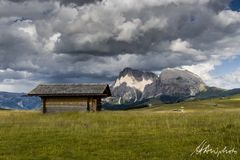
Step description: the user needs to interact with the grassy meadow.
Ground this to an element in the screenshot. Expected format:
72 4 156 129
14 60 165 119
0 95 240 160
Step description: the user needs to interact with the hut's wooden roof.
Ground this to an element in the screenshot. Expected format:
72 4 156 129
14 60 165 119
28 83 111 97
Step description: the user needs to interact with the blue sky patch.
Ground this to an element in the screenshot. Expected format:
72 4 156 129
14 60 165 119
211 56 240 76
230 0 240 11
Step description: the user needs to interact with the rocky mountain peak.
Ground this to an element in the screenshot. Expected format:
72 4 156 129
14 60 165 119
113 68 157 92
110 68 157 103
109 67 208 104
118 67 157 81
159 68 205 84
142 68 207 99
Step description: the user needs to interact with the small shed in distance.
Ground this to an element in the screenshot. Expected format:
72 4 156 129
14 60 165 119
28 83 111 113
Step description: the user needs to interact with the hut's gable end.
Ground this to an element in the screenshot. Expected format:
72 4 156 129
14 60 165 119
103 85 112 97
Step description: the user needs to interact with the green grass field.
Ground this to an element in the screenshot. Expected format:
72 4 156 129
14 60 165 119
0 95 240 160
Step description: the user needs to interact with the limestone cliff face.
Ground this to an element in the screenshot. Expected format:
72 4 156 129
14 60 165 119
142 68 207 99
110 68 157 103
109 67 207 104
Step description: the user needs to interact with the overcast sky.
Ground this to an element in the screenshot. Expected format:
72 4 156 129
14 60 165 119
0 0 240 92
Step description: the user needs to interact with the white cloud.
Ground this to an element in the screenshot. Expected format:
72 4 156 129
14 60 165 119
18 25 36 37
170 39 207 61
116 18 142 42
44 32 61 51
0 0 240 92
213 68 240 89
216 10 240 26
180 61 218 82
141 17 167 32
181 60 240 89
0 79 41 93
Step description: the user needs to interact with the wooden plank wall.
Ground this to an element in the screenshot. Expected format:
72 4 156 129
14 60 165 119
45 97 90 113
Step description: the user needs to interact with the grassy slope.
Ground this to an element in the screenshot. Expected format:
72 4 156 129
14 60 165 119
142 94 240 112
0 96 240 160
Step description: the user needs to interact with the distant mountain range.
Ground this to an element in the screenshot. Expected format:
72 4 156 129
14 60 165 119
0 92 41 110
1 67 240 110
104 67 240 110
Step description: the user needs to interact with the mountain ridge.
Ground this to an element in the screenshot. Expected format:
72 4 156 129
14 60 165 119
1 67 240 110
0 92 41 110
109 67 208 104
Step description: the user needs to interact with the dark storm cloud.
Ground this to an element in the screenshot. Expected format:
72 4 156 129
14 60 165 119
0 22 39 71
52 0 239 62
58 0 102 6
7 0 101 5
207 0 231 12
0 0 240 91
42 72 115 83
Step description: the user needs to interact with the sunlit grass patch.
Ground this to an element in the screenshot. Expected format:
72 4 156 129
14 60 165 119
0 96 239 159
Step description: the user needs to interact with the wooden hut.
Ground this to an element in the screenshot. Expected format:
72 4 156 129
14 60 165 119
28 83 111 113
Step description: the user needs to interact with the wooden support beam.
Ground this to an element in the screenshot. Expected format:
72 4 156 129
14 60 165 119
87 97 90 111
97 98 101 111
42 97 46 114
